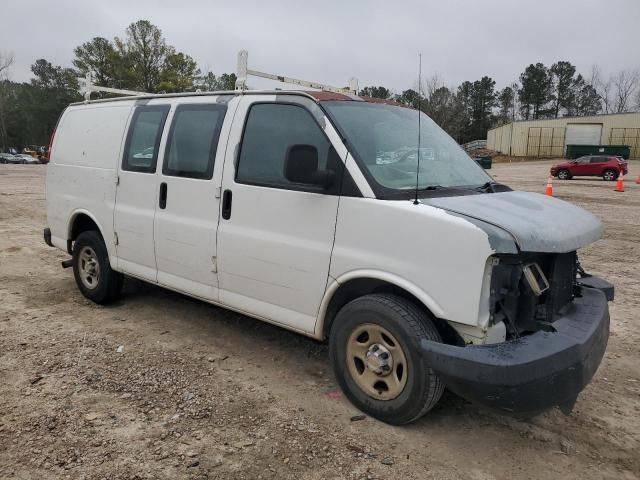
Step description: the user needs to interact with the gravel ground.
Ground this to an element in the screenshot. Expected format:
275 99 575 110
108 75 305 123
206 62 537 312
0 160 639 480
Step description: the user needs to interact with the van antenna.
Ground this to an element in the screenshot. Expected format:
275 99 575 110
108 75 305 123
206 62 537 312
413 53 422 206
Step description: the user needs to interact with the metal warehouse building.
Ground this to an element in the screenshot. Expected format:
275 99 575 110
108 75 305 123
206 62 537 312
487 112 640 159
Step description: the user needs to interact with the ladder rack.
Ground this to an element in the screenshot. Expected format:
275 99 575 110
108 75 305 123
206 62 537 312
235 50 358 95
78 73 148 101
77 51 359 100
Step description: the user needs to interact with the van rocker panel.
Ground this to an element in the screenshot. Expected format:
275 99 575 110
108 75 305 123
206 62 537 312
420 285 610 416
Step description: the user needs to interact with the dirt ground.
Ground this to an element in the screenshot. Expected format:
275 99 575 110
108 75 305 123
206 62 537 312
1 160 639 480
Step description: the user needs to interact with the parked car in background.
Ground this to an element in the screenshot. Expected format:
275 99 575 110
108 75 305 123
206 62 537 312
0 153 23 164
551 155 629 181
16 153 40 164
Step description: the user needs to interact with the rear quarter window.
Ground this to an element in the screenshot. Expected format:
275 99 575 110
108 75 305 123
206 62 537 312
53 105 132 169
122 105 170 173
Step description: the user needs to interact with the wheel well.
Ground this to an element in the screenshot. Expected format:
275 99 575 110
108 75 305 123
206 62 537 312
69 214 102 252
322 278 463 346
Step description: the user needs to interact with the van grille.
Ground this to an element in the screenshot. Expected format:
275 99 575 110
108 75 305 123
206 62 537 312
490 251 578 336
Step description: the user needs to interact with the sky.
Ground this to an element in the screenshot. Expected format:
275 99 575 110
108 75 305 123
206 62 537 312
1 0 639 92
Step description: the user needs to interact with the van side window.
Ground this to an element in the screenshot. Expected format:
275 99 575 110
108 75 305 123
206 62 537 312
236 103 330 189
122 105 170 173
163 104 227 180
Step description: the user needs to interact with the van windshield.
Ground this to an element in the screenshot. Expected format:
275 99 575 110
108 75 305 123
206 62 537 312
322 101 491 194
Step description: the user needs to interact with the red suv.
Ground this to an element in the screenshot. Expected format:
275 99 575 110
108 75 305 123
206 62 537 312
551 155 628 181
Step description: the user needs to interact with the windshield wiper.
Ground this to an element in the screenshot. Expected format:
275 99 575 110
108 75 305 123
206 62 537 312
418 185 446 191
475 181 496 193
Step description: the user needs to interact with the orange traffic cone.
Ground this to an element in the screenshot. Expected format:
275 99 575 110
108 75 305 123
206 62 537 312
614 172 625 192
636 175 640 185
545 175 554 196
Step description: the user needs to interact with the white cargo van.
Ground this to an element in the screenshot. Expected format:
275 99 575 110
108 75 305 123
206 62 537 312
45 90 613 424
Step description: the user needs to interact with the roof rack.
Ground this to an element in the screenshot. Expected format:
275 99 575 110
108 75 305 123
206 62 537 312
77 51 359 100
235 50 358 95
78 73 149 101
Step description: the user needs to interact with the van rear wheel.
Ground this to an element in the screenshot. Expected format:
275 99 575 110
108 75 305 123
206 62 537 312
329 294 444 425
72 231 123 304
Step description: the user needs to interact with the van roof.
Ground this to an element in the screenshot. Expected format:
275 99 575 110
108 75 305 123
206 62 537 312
71 89 408 108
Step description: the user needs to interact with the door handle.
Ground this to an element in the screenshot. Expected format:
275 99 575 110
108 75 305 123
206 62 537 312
159 182 167 209
222 189 232 219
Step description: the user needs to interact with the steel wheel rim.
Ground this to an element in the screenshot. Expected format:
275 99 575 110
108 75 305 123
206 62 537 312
346 323 408 401
79 246 101 290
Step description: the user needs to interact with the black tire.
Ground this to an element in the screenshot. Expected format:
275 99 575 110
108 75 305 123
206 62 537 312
602 169 617 181
557 169 571 180
72 230 123 304
329 294 444 425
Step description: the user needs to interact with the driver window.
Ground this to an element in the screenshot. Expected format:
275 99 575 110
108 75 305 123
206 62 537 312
236 103 330 188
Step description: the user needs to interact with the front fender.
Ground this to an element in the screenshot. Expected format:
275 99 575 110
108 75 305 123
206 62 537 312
314 269 446 339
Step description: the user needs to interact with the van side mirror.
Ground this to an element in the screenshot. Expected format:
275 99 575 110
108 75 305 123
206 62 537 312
284 144 334 189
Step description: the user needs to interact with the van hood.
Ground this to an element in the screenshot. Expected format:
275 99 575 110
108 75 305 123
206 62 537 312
422 191 603 253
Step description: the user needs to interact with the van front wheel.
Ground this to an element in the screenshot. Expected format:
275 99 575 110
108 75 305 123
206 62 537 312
329 294 444 425
72 231 123 304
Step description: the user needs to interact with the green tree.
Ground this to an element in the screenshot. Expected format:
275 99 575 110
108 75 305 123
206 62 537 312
73 37 118 87
572 74 601 116
159 51 199 92
1 80 27 148
397 88 421 108
452 77 496 142
9 60 82 147
359 86 390 98
73 20 200 94
114 20 168 92
518 63 553 119
497 86 515 124
550 61 576 118
425 86 456 133
0 52 15 150
454 81 474 142
200 72 237 91
31 59 78 92
469 76 496 140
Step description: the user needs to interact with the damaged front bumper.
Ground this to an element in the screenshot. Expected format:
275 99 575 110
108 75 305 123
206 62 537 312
421 280 612 417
